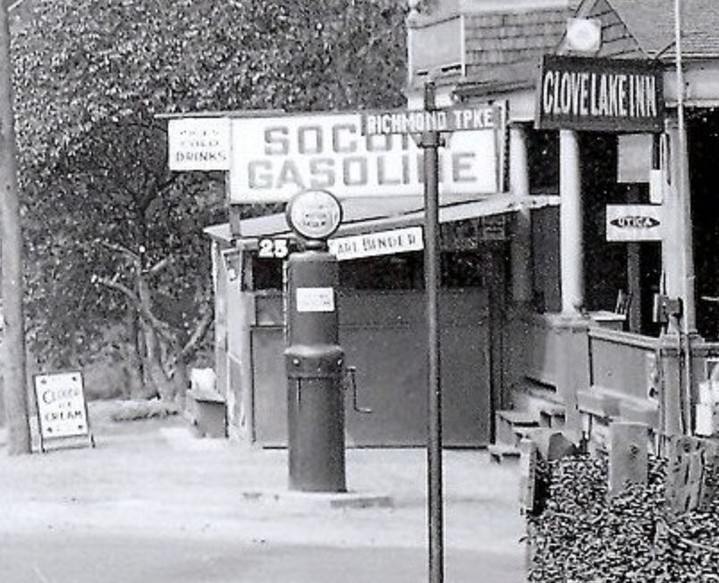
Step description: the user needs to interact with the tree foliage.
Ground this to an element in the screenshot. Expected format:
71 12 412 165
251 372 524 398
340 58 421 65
12 0 407 398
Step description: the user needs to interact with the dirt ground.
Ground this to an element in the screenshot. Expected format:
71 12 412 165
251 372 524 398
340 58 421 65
0 400 527 583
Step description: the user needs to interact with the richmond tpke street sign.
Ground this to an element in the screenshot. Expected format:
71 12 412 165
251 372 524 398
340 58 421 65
361 105 496 136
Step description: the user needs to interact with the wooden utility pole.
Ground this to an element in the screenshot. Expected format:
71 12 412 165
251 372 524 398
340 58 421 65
0 1 31 454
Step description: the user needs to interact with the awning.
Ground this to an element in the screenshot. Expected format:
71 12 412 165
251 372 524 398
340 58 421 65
203 193 560 246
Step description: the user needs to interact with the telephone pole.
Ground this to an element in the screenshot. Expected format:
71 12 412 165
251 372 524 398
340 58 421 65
0 1 31 454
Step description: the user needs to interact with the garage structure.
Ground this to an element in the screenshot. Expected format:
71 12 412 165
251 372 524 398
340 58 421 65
205 191 558 446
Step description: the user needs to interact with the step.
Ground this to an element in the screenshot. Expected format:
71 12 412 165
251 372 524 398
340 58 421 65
488 443 521 464
496 410 540 447
539 405 566 428
496 410 541 426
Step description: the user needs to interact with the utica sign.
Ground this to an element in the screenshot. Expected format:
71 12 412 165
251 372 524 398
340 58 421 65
606 204 663 242
536 55 664 133
229 112 501 203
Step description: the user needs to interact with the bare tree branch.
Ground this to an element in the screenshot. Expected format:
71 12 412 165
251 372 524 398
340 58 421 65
156 172 180 196
98 274 176 346
136 275 176 345
99 240 141 266
96 276 139 304
175 305 214 365
147 256 173 276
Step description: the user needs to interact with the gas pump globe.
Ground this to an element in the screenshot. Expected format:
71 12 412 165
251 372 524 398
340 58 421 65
285 189 342 245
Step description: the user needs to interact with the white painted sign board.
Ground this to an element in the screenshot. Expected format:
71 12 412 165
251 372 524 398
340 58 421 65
34 371 90 440
229 112 501 203
328 226 423 261
168 117 231 171
606 204 663 242
296 287 335 313
617 134 652 184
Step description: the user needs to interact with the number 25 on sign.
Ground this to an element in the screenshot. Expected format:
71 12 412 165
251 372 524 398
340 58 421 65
258 238 290 259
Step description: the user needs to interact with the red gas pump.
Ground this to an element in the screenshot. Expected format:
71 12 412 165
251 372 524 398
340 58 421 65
284 190 347 492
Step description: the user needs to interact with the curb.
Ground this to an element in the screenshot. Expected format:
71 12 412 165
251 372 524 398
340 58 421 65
240 489 394 510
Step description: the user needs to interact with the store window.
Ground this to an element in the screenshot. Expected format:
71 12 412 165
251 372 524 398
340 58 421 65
528 129 559 194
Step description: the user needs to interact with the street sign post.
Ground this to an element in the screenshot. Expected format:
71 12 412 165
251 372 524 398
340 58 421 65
360 89 498 583
419 83 444 583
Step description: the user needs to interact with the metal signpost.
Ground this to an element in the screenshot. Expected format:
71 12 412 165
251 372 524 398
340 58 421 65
361 85 497 583
421 82 444 583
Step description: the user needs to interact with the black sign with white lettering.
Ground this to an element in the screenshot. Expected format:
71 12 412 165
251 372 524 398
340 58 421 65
536 55 664 133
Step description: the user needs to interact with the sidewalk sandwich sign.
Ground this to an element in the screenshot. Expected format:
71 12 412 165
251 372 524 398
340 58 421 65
33 371 95 452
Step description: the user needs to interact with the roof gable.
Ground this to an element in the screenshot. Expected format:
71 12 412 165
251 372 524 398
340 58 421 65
608 0 719 59
558 0 644 58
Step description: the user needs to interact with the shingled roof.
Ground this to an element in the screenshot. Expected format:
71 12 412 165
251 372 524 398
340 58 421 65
410 1 574 93
608 0 719 59
412 0 719 98
463 8 569 78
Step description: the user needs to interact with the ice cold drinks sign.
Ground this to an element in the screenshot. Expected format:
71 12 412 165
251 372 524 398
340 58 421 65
536 55 664 133
34 371 89 439
228 112 501 203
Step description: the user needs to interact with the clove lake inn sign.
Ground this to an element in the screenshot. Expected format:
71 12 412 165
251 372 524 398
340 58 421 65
536 55 664 133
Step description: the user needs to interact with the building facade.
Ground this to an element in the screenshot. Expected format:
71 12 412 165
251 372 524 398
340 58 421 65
203 0 719 447
406 0 719 447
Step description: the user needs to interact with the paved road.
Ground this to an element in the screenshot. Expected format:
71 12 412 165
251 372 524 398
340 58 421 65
1 532 525 583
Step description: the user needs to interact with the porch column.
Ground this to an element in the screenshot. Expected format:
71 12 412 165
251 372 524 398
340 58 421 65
559 129 584 314
509 124 532 304
663 116 696 333
661 115 697 436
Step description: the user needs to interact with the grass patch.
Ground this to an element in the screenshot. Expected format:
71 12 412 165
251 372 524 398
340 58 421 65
109 399 180 422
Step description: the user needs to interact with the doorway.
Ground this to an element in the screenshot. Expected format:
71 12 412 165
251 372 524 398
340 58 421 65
689 108 719 340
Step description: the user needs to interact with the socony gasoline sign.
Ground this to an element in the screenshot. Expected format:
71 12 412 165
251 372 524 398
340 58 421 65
228 111 502 203
536 55 664 133
34 371 90 439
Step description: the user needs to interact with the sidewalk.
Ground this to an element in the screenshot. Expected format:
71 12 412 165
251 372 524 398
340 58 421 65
0 401 526 582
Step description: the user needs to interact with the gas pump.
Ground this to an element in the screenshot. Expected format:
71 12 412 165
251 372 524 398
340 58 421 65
283 190 369 492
